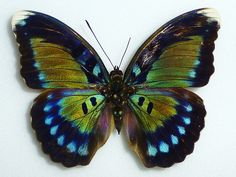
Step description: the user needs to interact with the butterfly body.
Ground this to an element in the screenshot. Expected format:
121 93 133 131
12 9 220 168
99 66 136 133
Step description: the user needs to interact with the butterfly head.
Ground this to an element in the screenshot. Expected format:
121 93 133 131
109 66 123 80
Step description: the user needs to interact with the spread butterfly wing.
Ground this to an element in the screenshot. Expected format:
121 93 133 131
123 8 219 167
124 8 220 88
31 89 113 167
124 88 205 167
12 11 109 89
12 11 113 167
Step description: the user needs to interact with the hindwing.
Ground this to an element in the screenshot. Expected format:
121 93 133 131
31 89 113 167
124 88 205 167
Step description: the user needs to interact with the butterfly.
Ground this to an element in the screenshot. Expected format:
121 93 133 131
12 8 220 168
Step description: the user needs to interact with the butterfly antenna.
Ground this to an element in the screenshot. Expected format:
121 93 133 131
85 20 114 68
118 37 131 68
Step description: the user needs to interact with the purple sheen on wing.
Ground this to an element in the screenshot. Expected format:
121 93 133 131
95 105 113 140
123 108 140 144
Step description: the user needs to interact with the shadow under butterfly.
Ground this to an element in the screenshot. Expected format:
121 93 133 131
11 8 220 168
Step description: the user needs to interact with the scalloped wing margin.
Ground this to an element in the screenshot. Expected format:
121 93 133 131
124 88 206 167
31 89 113 167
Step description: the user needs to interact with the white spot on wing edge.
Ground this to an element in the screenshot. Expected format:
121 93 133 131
11 11 34 30
197 8 221 24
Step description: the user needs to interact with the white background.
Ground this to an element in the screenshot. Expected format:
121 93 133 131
0 0 235 177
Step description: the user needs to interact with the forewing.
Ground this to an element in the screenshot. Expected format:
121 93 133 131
124 88 205 167
124 8 220 88
12 11 109 89
31 89 113 167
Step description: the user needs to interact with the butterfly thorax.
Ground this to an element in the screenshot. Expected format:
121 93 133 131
99 66 136 133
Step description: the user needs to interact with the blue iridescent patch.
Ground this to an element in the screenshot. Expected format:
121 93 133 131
44 103 53 112
79 49 91 65
132 64 141 76
185 104 193 112
57 135 65 146
67 141 77 153
189 70 196 78
93 64 101 77
50 125 59 136
194 59 200 65
147 141 158 156
33 62 40 68
171 135 178 145
45 115 53 125
182 117 191 125
177 126 186 135
38 72 46 81
78 143 89 156
159 141 169 153
18 20 26 26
